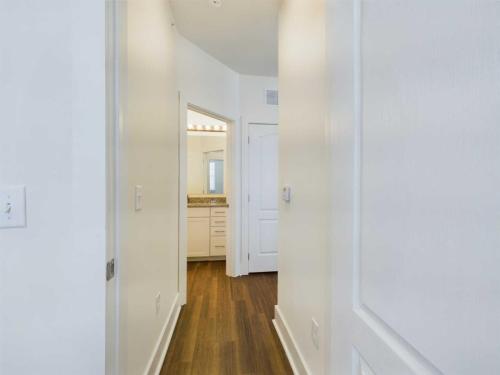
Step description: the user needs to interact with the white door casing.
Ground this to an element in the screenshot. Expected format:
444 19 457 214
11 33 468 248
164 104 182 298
329 1 500 374
248 124 279 273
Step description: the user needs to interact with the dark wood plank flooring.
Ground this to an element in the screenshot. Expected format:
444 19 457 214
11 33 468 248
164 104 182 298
160 261 293 375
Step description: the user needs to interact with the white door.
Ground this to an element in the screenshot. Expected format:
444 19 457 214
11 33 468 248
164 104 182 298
248 124 279 272
329 1 500 374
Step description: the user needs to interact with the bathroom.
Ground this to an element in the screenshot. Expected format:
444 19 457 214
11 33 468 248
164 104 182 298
186 109 230 261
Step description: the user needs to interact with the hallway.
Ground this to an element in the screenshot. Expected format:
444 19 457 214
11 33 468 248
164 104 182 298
160 262 292 374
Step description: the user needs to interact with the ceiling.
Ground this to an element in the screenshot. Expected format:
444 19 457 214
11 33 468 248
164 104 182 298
170 0 280 76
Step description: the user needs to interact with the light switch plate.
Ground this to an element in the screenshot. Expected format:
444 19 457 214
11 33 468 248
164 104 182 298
282 185 291 203
0 185 26 229
135 185 143 211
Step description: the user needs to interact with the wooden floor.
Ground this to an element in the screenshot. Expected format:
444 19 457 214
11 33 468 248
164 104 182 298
160 261 293 375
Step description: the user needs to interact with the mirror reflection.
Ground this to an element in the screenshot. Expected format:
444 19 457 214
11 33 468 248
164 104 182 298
187 110 227 195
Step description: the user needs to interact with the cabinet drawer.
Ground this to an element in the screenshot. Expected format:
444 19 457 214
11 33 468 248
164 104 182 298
188 207 210 218
210 207 227 217
210 237 226 256
211 227 226 237
210 217 227 227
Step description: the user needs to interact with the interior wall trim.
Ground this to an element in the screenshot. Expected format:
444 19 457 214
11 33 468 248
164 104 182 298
273 305 311 375
143 293 181 375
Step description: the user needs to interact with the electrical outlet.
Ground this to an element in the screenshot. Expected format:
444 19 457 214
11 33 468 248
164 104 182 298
311 318 320 350
155 293 161 316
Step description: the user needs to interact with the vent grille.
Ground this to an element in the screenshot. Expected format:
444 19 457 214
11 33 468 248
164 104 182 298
265 89 279 106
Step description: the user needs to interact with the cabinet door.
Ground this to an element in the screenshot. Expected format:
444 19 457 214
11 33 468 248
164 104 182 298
187 217 210 257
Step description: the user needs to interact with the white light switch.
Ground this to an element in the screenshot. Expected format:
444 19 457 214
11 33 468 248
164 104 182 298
0 186 26 229
135 185 143 211
282 185 291 203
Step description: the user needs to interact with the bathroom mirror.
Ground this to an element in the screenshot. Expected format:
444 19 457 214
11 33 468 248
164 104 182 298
205 151 224 194
187 132 226 195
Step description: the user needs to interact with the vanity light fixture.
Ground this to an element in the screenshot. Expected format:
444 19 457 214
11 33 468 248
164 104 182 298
188 123 227 133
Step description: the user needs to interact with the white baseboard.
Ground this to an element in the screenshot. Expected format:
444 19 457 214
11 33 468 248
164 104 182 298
144 293 182 375
273 305 311 375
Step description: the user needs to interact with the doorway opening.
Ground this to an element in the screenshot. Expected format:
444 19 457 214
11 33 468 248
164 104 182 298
186 108 230 263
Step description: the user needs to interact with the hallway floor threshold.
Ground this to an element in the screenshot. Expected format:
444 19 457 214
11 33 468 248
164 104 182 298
160 261 293 375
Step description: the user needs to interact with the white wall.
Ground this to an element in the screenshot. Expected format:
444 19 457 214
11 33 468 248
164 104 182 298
277 0 329 374
176 34 240 120
240 75 279 124
118 1 179 374
0 1 107 374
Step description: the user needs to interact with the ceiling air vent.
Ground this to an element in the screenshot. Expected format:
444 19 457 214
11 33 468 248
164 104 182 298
265 89 279 106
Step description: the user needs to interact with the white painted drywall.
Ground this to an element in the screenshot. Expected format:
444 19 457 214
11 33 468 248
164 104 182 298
176 34 240 120
0 1 106 374
277 0 329 374
117 1 179 374
240 75 279 124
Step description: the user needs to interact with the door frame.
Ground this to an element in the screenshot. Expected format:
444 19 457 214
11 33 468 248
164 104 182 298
105 0 123 372
178 96 242 303
241 121 278 275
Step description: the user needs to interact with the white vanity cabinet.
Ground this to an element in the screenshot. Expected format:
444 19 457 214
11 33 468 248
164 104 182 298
187 206 227 258
209 207 227 256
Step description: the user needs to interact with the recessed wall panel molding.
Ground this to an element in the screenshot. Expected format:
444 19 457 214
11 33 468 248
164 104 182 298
354 351 376 375
329 0 500 373
353 0 446 372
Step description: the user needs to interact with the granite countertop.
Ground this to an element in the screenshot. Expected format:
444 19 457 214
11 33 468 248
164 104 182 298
187 196 228 208
187 203 229 208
